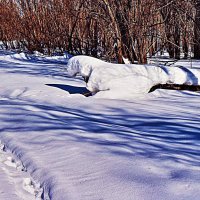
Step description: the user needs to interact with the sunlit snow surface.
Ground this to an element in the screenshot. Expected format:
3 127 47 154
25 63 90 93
66 55 200 99
0 51 200 200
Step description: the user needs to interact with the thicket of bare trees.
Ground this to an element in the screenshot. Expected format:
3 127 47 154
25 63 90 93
0 0 200 64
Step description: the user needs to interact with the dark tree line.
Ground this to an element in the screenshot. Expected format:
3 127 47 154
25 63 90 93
0 0 200 64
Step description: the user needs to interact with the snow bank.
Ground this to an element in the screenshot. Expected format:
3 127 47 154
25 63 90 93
66 56 200 99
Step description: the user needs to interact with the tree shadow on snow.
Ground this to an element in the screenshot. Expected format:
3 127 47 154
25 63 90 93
0 97 200 169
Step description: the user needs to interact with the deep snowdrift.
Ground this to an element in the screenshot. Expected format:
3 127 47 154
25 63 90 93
66 55 200 99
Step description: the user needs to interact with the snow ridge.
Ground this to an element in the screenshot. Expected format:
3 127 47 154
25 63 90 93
0 140 43 200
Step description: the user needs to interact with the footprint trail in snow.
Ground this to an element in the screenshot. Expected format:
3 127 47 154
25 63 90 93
0 140 43 200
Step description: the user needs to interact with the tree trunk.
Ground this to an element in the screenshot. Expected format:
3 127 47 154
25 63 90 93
102 0 123 63
182 36 188 59
174 25 180 59
194 1 200 59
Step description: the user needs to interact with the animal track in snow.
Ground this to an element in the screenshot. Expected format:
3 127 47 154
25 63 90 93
4 156 25 171
0 140 43 199
0 143 5 151
23 178 43 199
4 156 17 168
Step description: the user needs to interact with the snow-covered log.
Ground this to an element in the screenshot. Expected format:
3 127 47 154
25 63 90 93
66 56 200 99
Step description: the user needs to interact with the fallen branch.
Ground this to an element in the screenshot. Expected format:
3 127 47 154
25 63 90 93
149 84 200 93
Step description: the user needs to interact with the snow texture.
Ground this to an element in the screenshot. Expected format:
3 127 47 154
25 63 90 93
66 55 200 99
0 50 200 200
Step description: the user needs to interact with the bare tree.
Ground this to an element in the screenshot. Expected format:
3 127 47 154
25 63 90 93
0 0 200 62
194 0 200 58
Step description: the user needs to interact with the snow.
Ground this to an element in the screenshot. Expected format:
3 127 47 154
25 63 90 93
0 50 200 200
0 143 42 200
66 55 200 99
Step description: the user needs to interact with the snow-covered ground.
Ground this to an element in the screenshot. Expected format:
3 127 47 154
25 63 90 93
0 50 200 200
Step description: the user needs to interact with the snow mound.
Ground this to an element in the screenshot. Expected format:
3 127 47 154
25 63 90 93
66 56 200 99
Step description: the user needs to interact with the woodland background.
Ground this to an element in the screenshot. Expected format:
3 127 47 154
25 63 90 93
1 0 200 64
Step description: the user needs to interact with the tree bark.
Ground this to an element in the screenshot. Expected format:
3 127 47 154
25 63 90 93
194 1 200 59
102 0 123 63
